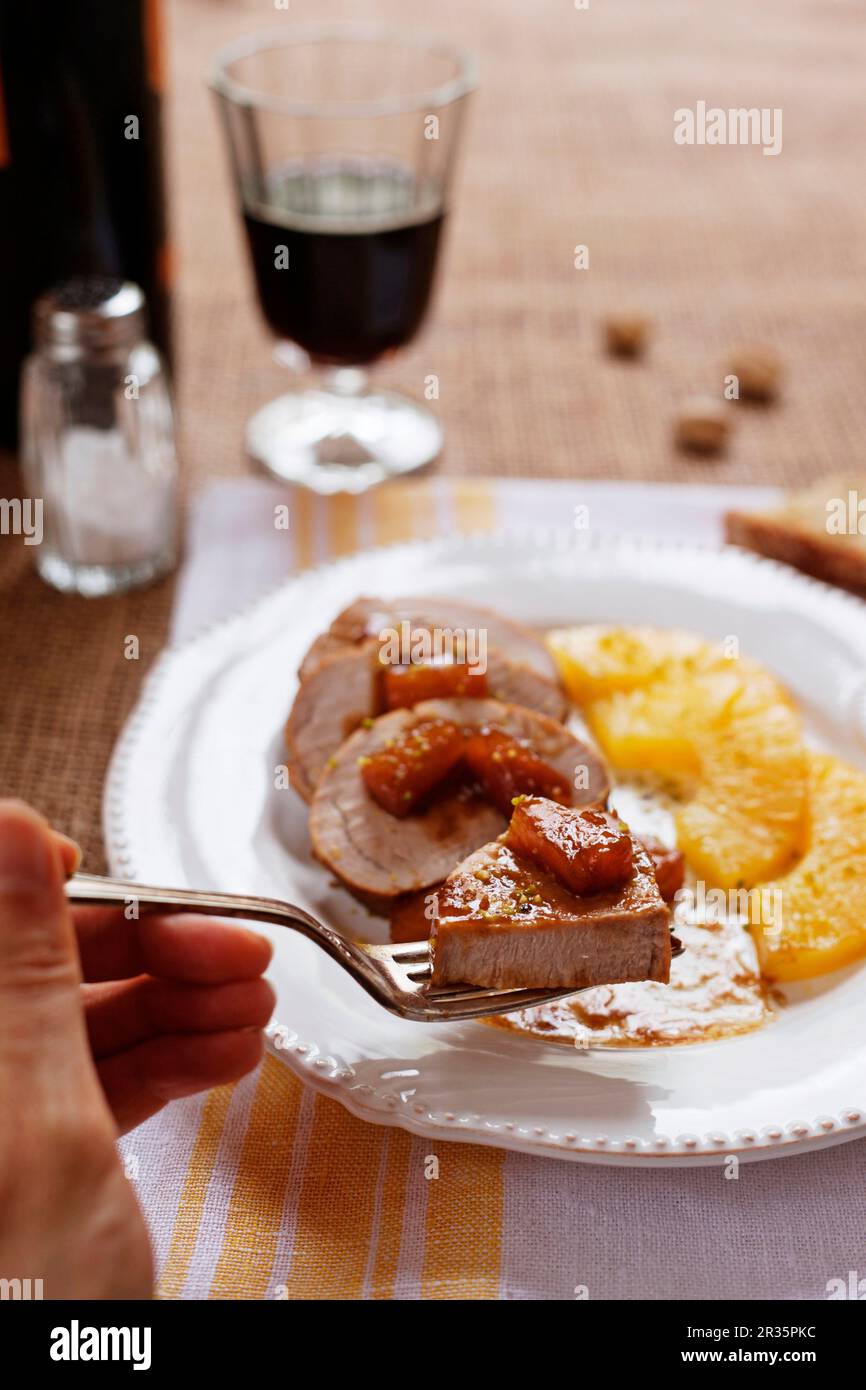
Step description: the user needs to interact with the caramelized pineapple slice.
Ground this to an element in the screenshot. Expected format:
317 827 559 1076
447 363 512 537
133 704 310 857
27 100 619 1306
548 625 808 889
463 728 571 816
361 718 464 818
547 625 704 702
382 661 488 710
750 753 866 981
506 796 633 895
677 682 808 890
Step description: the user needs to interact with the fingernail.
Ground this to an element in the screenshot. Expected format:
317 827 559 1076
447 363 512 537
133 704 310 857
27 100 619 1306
226 924 274 965
55 832 82 876
0 808 55 893
242 927 273 962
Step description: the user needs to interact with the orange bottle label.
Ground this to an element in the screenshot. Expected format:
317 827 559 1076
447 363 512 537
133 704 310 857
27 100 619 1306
144 0 165 93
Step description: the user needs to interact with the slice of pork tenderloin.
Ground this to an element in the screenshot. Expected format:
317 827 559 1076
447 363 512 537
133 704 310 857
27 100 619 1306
298 594 557 683
286 641 569 802
431 837 671 991
309 697 609 903
286 641 379 802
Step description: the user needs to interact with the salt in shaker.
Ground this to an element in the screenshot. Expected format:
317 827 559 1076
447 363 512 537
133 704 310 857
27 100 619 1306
20 277 178 596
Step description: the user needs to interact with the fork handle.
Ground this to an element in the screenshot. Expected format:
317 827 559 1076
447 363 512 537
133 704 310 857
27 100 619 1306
64 874 389 1008
64 873 320 935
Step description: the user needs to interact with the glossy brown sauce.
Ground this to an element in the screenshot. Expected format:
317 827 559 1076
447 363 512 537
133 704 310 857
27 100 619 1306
488 778 778 1047
490 909 774 1046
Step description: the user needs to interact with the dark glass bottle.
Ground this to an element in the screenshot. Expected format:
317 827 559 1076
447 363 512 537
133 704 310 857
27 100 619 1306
0 0 171 446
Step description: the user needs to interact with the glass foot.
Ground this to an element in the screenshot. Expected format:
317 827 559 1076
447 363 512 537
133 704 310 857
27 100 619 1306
245 387 442 495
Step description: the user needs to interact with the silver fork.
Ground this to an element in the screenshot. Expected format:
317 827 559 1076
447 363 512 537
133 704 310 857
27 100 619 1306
65 873 581 1023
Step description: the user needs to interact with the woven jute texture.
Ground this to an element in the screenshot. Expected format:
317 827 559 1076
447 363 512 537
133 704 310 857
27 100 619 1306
2 0 865 866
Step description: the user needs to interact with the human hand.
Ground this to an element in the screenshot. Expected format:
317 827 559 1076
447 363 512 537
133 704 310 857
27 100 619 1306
0 800 274 1298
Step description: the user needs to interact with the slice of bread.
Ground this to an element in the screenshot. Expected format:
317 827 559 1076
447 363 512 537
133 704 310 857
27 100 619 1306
725 476 866 598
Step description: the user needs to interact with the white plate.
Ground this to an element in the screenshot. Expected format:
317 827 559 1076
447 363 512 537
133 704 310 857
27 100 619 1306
106 531 866 1165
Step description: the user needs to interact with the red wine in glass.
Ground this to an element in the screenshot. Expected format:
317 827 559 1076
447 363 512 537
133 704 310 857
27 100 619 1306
242 160 446 366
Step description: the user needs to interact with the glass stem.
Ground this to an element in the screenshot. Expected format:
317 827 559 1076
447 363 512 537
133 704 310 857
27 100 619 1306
328 366 368 397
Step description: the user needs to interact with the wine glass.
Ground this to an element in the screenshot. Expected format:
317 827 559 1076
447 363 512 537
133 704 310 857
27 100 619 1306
211 24 476 494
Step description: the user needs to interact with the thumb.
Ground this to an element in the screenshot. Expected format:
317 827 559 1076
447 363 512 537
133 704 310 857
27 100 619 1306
0 801 90 1066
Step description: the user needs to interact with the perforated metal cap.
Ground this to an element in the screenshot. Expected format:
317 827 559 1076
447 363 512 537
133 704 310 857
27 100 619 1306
33 277 147 356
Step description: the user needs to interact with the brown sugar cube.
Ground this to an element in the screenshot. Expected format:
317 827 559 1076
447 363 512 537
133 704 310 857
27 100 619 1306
604 313 650 359
675 396 731 455
728 345 781 403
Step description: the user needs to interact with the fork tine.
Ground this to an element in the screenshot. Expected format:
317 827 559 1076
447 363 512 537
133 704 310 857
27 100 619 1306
425 985 522 1003
375 943 576 1017
401 962 432 980
427 985 561 1008
383 941 430 963
413 987 578 1021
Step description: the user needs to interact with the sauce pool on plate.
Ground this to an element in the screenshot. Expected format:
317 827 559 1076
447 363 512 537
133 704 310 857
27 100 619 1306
489 777 778 1047
490 907 775 1047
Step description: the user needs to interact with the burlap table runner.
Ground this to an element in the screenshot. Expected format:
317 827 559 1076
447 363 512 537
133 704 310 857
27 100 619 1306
2 0 864 864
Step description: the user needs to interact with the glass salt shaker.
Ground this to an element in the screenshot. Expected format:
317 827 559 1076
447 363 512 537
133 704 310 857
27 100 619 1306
20 277 178 596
